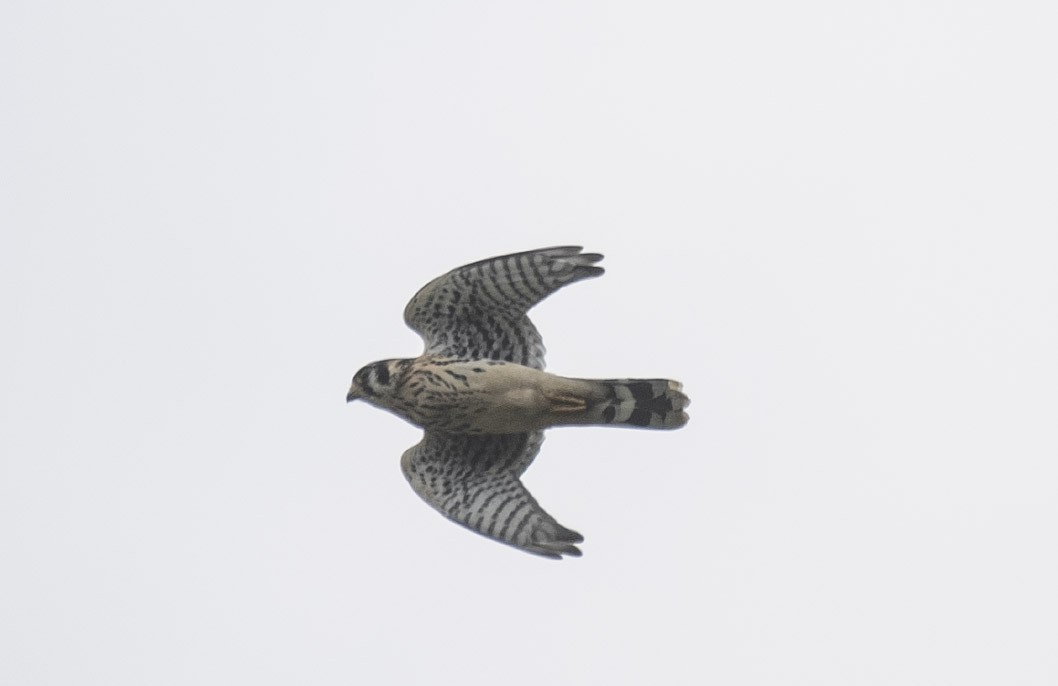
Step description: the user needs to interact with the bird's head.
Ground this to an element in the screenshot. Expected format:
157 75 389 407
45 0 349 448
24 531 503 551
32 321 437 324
347 359 400 403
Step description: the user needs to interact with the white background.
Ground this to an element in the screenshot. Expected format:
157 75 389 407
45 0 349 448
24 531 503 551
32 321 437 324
2 2 1056 684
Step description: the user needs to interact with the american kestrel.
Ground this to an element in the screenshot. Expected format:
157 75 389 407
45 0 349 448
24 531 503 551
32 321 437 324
346 247 689 558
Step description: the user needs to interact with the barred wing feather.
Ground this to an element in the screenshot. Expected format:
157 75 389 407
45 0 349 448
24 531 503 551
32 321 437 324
400 431 583 559
402 246 604 370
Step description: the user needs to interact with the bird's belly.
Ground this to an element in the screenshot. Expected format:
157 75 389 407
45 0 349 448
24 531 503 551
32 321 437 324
395 361 560 434
467 388 550 433
415 388 546 434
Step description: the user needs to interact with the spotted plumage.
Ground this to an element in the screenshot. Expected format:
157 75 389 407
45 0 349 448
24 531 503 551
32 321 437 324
347 246 689 559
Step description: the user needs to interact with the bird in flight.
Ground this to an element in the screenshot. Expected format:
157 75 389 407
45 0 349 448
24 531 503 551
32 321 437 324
346 247 689 558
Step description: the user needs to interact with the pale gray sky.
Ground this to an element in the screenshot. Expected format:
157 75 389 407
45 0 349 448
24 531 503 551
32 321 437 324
2 2 1056 684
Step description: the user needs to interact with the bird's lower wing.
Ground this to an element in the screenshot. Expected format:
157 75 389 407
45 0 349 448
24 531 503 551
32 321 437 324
400 431 583 559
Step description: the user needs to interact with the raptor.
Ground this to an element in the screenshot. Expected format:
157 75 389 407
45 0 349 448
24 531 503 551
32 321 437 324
346 246 689 558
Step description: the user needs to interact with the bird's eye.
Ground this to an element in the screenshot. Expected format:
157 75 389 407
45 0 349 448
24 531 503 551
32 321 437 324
375 364 390 385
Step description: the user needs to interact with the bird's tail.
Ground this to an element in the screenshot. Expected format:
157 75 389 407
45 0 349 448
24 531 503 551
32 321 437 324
559 378 689 429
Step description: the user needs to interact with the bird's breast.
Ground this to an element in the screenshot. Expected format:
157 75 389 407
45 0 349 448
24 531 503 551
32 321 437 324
393 360 553 433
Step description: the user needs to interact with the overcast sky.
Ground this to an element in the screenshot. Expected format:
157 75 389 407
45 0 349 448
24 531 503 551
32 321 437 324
2 2 1056 685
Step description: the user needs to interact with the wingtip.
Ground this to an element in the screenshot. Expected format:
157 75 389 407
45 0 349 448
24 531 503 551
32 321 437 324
527 524 585 558
540 246 604 263
557 249 605 280
532 543 582 559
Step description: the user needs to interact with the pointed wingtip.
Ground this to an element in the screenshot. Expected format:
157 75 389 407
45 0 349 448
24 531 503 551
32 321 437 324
528 524 584 558
531 543 582 559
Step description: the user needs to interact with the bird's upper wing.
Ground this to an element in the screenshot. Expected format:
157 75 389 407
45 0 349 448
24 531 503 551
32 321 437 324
403 246 604 370
401 431 583 559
